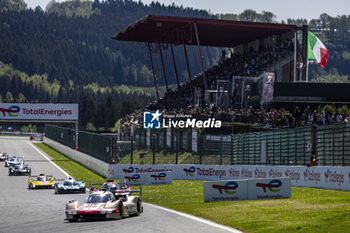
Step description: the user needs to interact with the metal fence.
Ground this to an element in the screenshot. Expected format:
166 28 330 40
45 123 350 166
316 123 350 166
45 125 111 163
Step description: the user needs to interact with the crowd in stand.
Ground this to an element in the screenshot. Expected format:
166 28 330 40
120 37 350 129
122 105 350 129
150 38 294 111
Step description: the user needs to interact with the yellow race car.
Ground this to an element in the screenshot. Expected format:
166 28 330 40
28 174 56 189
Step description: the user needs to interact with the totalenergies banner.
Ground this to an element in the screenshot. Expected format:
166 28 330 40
109 164 350 191
119 172 172 186
0 103 78 121
204 178 291 202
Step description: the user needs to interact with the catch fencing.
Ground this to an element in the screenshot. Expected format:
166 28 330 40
44 125 111 163
45 123 350 166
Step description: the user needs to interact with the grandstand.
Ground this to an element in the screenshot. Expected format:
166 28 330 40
113 15 350 127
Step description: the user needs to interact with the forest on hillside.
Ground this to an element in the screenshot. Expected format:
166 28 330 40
1 0 350 131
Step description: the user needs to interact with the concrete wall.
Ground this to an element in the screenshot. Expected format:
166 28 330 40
44 137 109 177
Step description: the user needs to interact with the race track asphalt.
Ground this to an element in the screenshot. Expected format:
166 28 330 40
0 137 239 233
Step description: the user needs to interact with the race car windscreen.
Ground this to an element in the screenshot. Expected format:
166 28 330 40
15 164 23 169
87 194 114 203
102 183 119 191
37 176 47 181
64 180 77 186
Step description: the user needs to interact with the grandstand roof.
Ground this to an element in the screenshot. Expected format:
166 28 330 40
112 15 303 47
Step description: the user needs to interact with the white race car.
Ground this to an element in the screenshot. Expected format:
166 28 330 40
66 187 142 222
0 152 9 161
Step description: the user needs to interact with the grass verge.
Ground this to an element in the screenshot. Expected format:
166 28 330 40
33 143 105 186
34 142 350 233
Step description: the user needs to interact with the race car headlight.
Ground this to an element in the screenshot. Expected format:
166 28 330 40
66 210 77 215
32 185 36 188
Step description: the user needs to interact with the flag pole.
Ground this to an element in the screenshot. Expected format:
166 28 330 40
293 31 297 82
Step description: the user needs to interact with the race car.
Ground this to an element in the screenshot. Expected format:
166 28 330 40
5 156 23 167
66 183 142 222
9 163 31 176
28 174 56 189
96 179 132 193
54 177 86 194
0 152 9 161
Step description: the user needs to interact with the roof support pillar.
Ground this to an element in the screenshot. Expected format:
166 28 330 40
158 42 169 95
302 25 308 82
183 44 193 97
193 22 208 90
170 44 181 98
147 42 159 100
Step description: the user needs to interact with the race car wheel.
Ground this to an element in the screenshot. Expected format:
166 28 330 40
118 204 124 219
133 201 141 216
54 187 59 194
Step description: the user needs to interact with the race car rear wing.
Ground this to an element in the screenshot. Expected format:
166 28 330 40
28 175 54 180
89 180 142 198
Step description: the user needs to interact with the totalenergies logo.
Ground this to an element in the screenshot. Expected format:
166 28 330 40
184 166 195 176
150 173 166 181
123 167 134 173
0 105 20 117
256 179 282 193
124 174 140 182
212 181 238 194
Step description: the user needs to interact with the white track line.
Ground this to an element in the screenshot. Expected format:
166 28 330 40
27 141 241 232
143 203 242 233
26 141 70 177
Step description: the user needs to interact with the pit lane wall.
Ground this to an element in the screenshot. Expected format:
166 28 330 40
108 164 350 191
44 137 109 177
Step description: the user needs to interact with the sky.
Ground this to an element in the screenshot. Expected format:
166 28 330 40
24 0 350 22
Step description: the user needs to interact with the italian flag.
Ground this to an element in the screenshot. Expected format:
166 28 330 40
307 31 328 69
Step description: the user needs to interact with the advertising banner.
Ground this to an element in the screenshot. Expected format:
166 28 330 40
0 103 78 121
109 164 350 191
247 178 291 200
261 72 275 103
119 171 172 186
192 129 198 152
146 129 150 146
146 171 173 185
119 173 147 186
204 180 248 202
166 128 171 147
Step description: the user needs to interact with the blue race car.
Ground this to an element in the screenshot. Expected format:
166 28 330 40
54 177 86 194
5 156 23 167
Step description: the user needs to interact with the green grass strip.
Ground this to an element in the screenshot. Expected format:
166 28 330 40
33 142 350 233
33 142 105 187
142 181 350 233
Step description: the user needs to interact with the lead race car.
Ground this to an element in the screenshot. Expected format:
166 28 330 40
65 180 142 222
54 177 86 194
28 174 56 189
5 156 23 167
9 163 31 176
